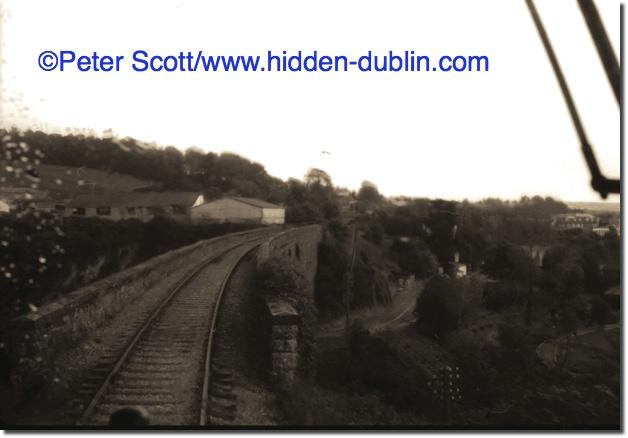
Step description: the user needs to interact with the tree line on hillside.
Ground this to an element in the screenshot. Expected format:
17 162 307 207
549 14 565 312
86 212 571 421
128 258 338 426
316 189 619 322
1 129 287 203
360 195 572 278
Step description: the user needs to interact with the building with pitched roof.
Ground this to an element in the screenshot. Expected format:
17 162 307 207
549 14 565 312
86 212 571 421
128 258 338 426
551 213 599 232
191 197 285 225
0 187 68 214
65 191 204 223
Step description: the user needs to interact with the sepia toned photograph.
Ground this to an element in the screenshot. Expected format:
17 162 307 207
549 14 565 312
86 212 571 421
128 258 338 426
0 0 621 430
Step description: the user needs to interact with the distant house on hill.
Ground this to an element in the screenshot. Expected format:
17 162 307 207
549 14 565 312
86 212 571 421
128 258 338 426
65 191 204 223
446 251 467 278
191 197 285 225
551 213 599 232
335 188 352 199
390 196 410 207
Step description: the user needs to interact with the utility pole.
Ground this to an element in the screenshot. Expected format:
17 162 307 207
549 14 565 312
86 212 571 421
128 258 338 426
344 221 358 379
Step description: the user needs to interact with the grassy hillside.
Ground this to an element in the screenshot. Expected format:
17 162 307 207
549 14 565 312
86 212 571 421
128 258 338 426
0 163 155 195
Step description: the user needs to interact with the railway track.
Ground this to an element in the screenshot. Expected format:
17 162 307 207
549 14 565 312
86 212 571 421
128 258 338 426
74 235 268 426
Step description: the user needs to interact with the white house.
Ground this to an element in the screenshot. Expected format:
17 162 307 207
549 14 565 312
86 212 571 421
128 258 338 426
447 251 468 278
191 197 285 225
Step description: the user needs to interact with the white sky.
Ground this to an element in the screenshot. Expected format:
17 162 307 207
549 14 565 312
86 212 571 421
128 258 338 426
0 0 621 202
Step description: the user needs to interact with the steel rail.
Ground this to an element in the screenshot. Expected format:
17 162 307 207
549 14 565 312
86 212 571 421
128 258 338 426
198 243 263 425
78 235 268 426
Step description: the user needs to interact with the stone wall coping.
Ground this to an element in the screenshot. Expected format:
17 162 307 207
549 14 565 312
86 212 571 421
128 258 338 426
264 296 300 325
266 224 322 245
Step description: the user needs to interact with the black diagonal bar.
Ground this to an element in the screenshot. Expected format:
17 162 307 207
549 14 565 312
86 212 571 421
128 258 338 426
577 0 621 106
525 0 620 198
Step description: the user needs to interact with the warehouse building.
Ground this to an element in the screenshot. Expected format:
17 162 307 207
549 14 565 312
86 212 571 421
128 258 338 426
191 197 285 225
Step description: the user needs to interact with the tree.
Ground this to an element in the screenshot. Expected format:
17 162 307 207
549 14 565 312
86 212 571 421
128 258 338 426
285 172 340 224
183 147 206 177
364 218 384 245
304 168 332 187
382 211 422 237
257 256 305 298
391 238 438 279
357 181 382 204
161 146 185 184
286 203 324 224
483 243 538 283
415 276 464 340
425 200 458 265
482 281 522 311
314 227 349 313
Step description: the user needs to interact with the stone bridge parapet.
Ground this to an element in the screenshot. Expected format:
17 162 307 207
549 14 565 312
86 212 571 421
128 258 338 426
9 227 276 365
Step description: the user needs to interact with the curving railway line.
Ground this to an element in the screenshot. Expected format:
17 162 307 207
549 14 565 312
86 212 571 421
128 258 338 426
73 235 268 426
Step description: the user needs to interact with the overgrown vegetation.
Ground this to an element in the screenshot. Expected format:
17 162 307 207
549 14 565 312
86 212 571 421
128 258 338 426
415 276 465 340
311 190 619 426
279 376 425 426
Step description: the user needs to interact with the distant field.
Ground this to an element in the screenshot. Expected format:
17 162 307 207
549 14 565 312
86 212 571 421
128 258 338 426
567 201 621 214
0 163 154 195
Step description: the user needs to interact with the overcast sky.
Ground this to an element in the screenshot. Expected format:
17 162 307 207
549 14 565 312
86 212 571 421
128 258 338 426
0 0 621 202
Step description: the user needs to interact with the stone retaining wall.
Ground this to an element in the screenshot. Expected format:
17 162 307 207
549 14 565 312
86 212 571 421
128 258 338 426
265 296 300 387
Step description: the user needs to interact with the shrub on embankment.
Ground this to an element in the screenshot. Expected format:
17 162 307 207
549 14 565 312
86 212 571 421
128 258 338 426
278 324 431 425
278 376 426 426
314 220 394 316
348 325 435 415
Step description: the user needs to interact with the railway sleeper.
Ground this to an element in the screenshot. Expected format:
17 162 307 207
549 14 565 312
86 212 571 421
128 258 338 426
101 396 178 406
210 387 236 400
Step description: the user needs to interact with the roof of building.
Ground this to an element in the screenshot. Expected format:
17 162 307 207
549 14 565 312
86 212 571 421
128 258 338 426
0 187 44 193
552 213 598 220
67 191 202 208
0 188 49 201
229 197 283 209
